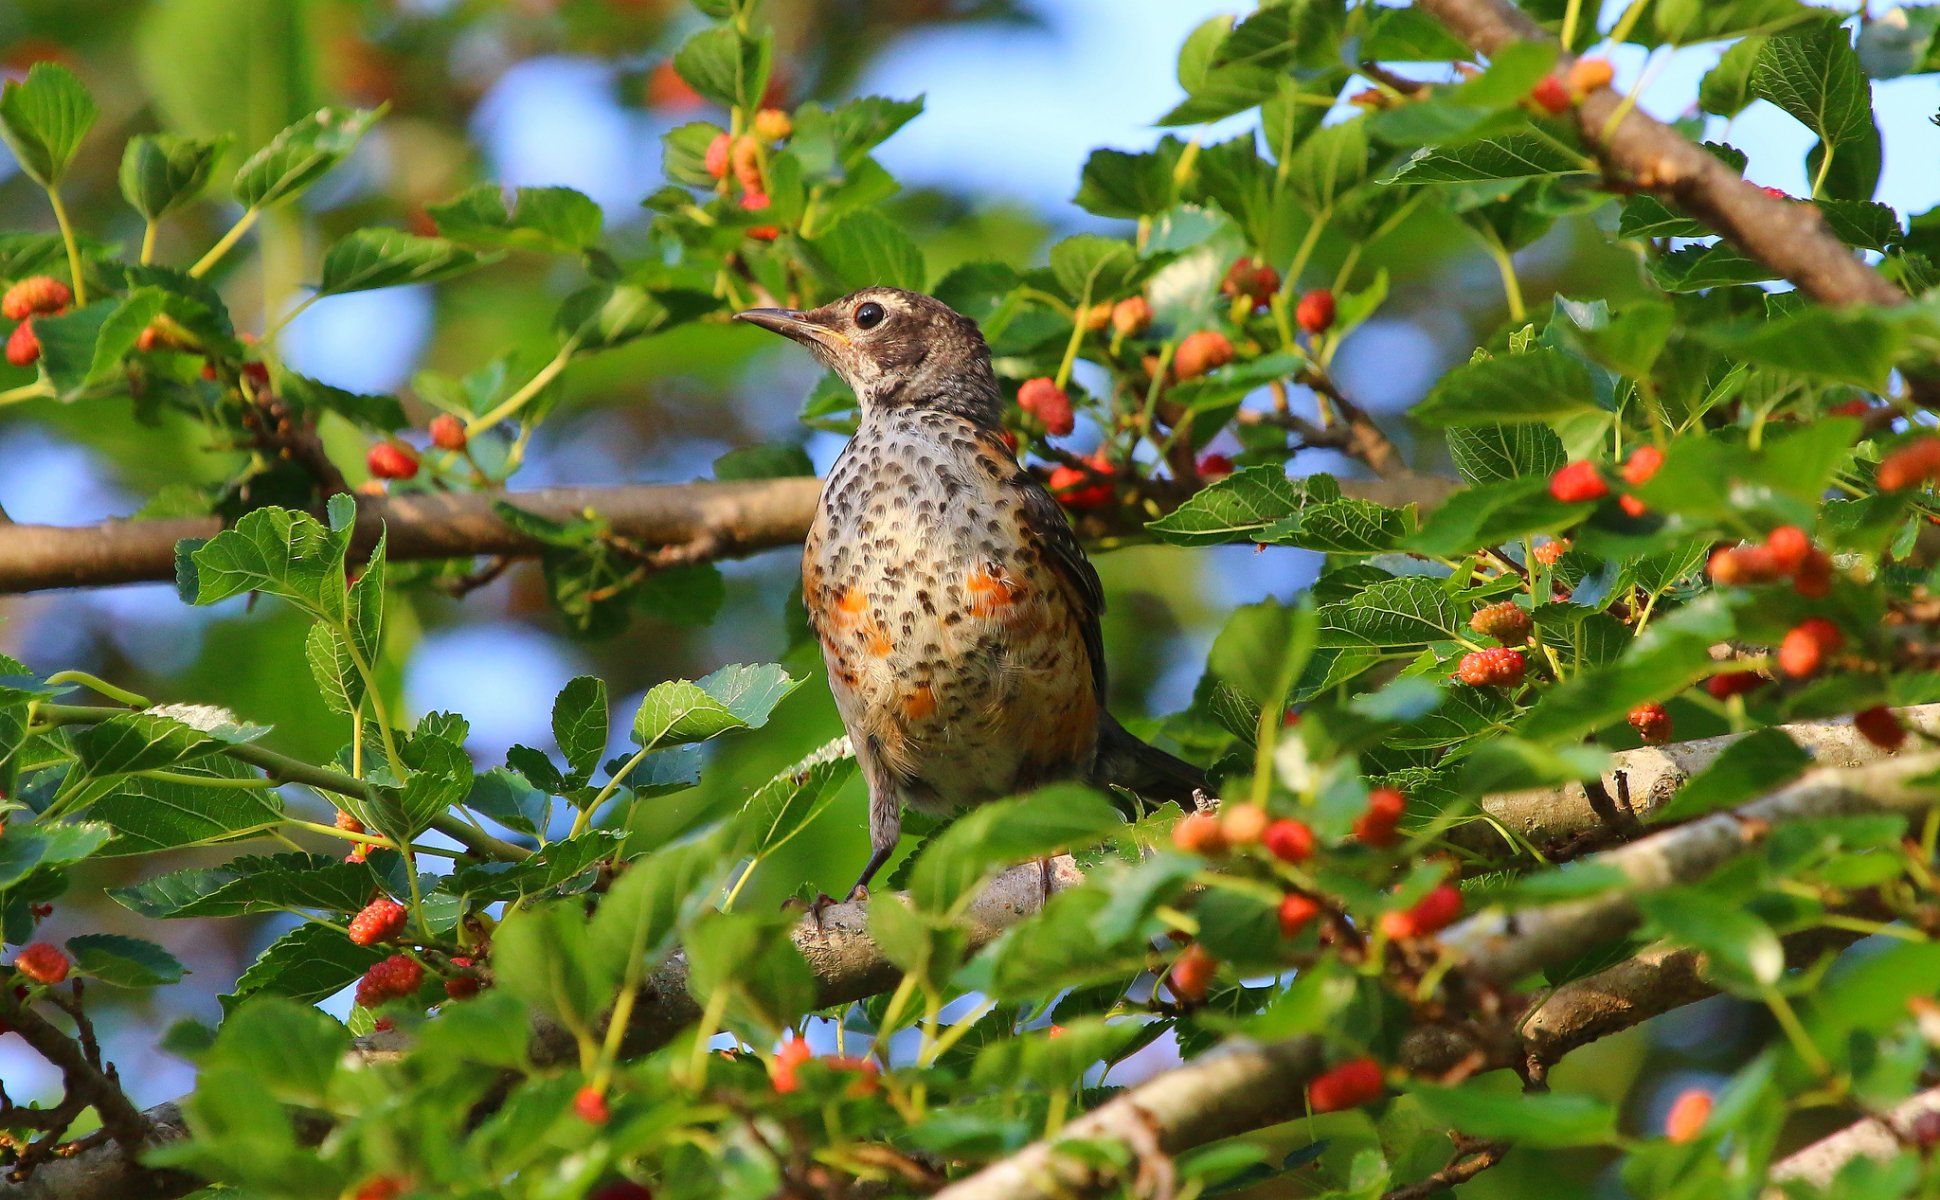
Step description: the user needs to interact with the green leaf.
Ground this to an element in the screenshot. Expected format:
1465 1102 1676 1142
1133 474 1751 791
66 933 185 988
34 291 166 396
490 901 614 1028
198 995 347 1106
1638 890 1784 990
223 923 385 1010
1446 423 1566 483
75 712 219 776
0 823 113 890
1405 476 1582 557
672 26 771 112
907 785 1122 916
233 107 381 210
110 854 372 918
426 183 603 254
683 910 815 1036
1649 243 1778 291
316 229 488 295
1412 1083 1617 1148
1699 35 1768 117
281 372 406 433
1519 603 1728 740
587 836 728 978
551 676 608 786
90 760 285 855
1385 130 1591 184
304 624 363 717
1697 303 1919 391
632 663 800 748
1637 0 1819 46
1412 348 1602 426
1047 234 1143 304
1147 466 1305 546
714 443 814 481
1651 729 1812 823
1074 141 1182 219
789 96 924 178
554 283 716 351
0 63 97 188
189 506 351 618
1314 577 1463 648
119 132 228 220
390 733 473 842
737 739 858 861
1752 22 1880 202
1282 119 1373 212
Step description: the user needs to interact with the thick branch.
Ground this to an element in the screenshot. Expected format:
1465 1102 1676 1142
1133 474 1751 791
1765 1087 1940 1194
0 858 1079 1200
0 475 1452 596
935 753 1940 1200
1455 705 1940 856
1416 0 1905 310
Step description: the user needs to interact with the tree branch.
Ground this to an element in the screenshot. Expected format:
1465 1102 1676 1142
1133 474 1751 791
1455 705 1940 857
0 475 1456 596
0 857 1080 1200
932 752 1940 1200
1765 1086 1940 1195
1416 0 1907 311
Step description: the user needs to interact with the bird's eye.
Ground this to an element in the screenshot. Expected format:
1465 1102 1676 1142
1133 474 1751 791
854 301 886 330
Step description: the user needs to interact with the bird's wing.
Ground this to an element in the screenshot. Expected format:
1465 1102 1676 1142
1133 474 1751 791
990 432 1108 701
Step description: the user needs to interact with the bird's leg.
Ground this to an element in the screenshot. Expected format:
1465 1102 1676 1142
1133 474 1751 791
1036 856 1058 902
846 787 904 903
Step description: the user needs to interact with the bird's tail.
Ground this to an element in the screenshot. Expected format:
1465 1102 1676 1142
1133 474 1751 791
1092 713 1209 812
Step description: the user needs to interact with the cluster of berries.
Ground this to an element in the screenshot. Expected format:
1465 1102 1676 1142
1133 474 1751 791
345 894 486 1009
2 276 72 367
703 108 793 240
1706 525 1832 597
365 414 469 484
1528 57 1615 115
1548 445 1664 515
770 1035 878 1096
1167 788 1435 995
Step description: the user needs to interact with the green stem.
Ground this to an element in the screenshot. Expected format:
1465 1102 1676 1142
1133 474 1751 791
139 220 159 268
465 339 580 437
42 671 149 707
1488 239 1527 323
574 736 663 838
189 207 261 279
45 187 87 307
1810 144 1835 200
30 704 528 861
1608 0 1654 48
1051 286 1092 392
0 381 53 409
261 291 321 347
136 768 274 790
1762 984 1831 1078
1560 0 1584 48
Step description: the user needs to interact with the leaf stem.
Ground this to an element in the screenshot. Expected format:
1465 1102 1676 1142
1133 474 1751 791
45 187 88 307
139 220 158 267
28 703 529 861
42 671 149 707
466 338 580 437
189 207 261 279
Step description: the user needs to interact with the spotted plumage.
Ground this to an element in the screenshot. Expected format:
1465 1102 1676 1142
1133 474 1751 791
736 287 1207 898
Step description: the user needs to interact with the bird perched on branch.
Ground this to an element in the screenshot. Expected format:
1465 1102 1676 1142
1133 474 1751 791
736 287 1208 902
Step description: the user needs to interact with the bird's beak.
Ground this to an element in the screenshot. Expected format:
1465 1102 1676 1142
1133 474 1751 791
733 307 848 350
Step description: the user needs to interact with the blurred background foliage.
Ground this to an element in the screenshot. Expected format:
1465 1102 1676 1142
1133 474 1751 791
0 2 1857 1190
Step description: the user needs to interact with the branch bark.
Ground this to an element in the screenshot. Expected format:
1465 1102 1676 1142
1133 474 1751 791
1416 0 1907 311
933 752 1940 1200
0 475 1453 595
0 858 1079 1200
1765 1087 1940 1195
1455 705 1940 856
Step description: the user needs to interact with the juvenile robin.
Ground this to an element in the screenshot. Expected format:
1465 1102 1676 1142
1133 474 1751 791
736 287 1208 901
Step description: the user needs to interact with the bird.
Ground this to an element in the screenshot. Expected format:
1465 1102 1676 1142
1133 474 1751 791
735 287 1209 903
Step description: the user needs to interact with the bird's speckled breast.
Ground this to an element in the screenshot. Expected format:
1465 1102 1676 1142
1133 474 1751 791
803 408 1099 809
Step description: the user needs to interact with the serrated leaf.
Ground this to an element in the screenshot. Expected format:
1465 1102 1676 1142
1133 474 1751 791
551 676 608 786
426 183 603 254
632 663 800 748
1314 577 1462 648
737 739 857 860
907 784 1121 916
672 26 771 112
1652 729 1812 822
1446 423 1567 483
1385 130 1590 184
110 853 373 919
189 506 350 618
1753 22 1881 201
90 759 284 856
1412 349 1601 426
1147 466 1306 546
802 208 926 293
0 63 97 187
119 132 228 221
0 822 113 890
1405 475 1581 557
1412 1084 1617 1148
67 933 185 987
1074 142 1182 219
317 229 488 295
224 923 385 1010
233 107 381 210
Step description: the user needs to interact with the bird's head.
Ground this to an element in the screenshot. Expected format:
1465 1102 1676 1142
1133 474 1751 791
735 287 1000 423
